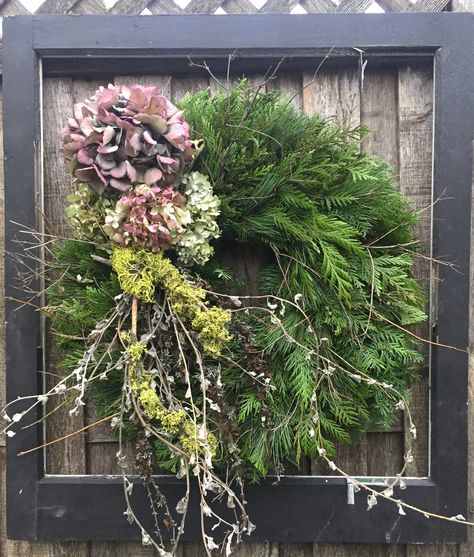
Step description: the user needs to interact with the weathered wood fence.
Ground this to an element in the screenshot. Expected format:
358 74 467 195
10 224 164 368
1 2 473 557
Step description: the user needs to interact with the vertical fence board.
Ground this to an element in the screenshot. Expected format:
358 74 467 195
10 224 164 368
43 78 87 476
398 65 433 480
303 64 367 482
361 66 405 478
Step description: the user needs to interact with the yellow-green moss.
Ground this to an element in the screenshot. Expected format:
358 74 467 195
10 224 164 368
127 341 217 455
180 421 218 456
112 247 166 303
191 307 231 357
112 247 230 356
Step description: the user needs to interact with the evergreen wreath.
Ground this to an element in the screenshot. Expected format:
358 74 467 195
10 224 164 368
5 80 426 554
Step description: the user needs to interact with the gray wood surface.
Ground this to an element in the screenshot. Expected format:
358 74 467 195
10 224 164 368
398 65 433 480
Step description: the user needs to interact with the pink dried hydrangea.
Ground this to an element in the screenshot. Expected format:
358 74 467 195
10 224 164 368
103 184 191 253
61 84 195 194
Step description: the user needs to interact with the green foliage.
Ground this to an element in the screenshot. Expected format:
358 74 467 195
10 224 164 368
181 81 426 478
47 242 121 352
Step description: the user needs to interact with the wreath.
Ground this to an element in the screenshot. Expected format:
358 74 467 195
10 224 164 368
12 81 426 553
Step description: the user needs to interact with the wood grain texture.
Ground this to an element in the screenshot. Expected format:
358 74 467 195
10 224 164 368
303 65 365 486
398 61 459 557
361 66 405 478
267 71 303 111
302 67 361 128
313 545 405 557
40 75 90 557
398 65 433 479
232 543 279 557
183 0 225 13
43 78 87 477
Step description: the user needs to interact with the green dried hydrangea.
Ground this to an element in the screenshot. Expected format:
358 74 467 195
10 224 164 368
65 183 113 242
177 171 220 266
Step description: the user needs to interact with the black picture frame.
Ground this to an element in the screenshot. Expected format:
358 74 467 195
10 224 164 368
3 13 474 544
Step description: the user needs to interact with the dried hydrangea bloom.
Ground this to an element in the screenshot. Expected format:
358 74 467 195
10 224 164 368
177 172 221 266
61 84 195 194
103 184 191 253
65 183 113 243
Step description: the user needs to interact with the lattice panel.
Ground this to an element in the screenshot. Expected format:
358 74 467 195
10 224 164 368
0 0 455 16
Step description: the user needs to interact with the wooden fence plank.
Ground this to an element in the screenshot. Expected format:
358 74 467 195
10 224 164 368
398 65 433 480
267 70 303 111
361 66 405 478
43 77 87 478
232 542 279 557
302 67 360 127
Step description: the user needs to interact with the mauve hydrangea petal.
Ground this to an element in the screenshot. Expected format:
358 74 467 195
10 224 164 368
110 178 131 192
110 161 128 179
144 167 163 186
77 148 93 166
137 113 168 134
62 83 196 193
